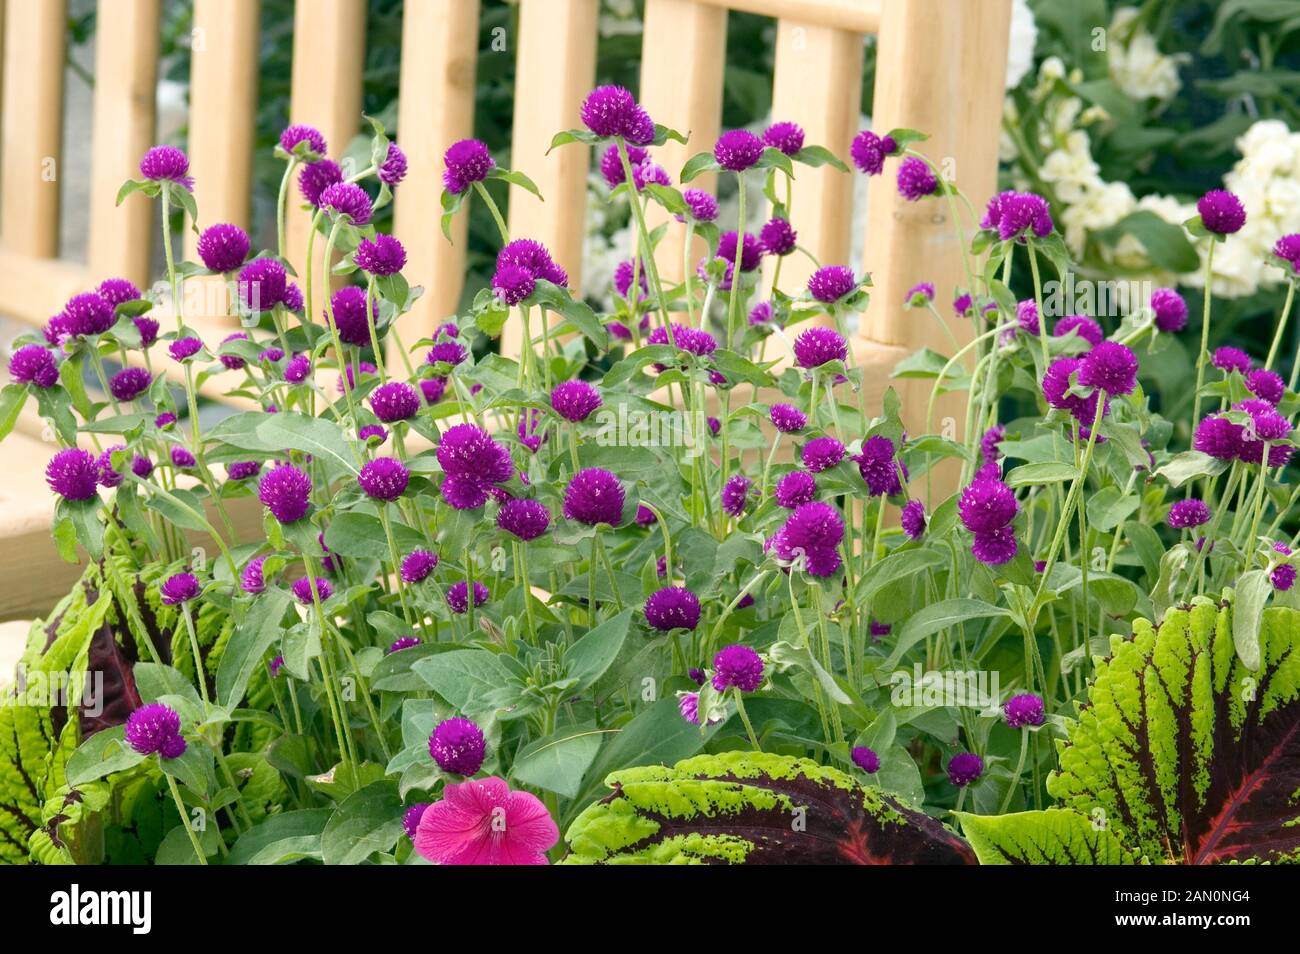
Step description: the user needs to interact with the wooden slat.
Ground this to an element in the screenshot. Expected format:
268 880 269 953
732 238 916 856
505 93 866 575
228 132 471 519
0 0 66 258
391 0 479 364
0 251 90 326
502 0 599 357
693 0 880 34
87 0 160 290
764 17 862 310
639 0 727 282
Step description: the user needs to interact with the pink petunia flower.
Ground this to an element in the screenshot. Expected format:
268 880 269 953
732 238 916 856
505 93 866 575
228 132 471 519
413 776 559 865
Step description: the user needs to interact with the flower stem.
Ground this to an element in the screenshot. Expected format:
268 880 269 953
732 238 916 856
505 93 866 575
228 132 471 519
164 772 207 864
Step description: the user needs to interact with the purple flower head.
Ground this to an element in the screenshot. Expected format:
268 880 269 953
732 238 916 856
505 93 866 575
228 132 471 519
429 717 486 775
550 380 602 423
320 182 372 225
646 323 717 358
279 124 327 157
397 549 437 585
850 130 894 175
773 502 844 577
420 376 447 405
1273 233 1300 273
1197 189 1246 236
98 278 142 307
717 230 763 274
96 446 125 488
580 85 653 144
636 505 658 528
170 446 196 469
1275 542 1293 556
905 281 936 305
369 381 420 423
712 644 763 693
497 238 568 287
240 556 266 594
281 282 303 313
1004 693 1045 729
563 468 625 526
1078 341 1138 396
721 475 754 517
125 703 186 758
1213 346 1252 375
599 143 647 188
197 223 250 273
436 424 512 509
632 160 670 190
613 259 648 303
389 637 421 655
237 258 287 313
793 326 848 367
959 478 1017 534
132 316 159 349
328 285 378 347
897 156 938 200
299 159 342 206
802 436 846 473
681 188 718 222
356 458 409 503
763 121 805 155
355 234 407 276
43 313 72 345
10 344 59 388
953 293 974 317
131 454 153 478
1273 564 1297 592
901 499 927 540
283 353 311 384
1247 368 1286 405
769 403 807 433
258 463 312 523
760 217 797 257
1167 499 1210 529
492 263 535 306
982 190 1053 241
402 803 431 841
168 337 203 363
851 746 880 774
160 572 200 605
497 498 550 541
64 292 116 337
446 580 489 614
972 525 1018 565
1194 414 1244 461
807 266 858 304
157 413 175 430
380 142 407 186
292 576 332 605
981 425 1005 465
226 460 262 482
1054 314 1103 347
46 449 99 501
139 145 192 190
426 340 467 369
714 129 764 171
442 138 495 194
947 752 983 786
645 586 701 632
218 332 249 370
856 435 904 496
1150 288 1188 333
775 470 817 509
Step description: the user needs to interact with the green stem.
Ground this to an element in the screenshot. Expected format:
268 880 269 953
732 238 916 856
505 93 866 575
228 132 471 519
164 772 207 864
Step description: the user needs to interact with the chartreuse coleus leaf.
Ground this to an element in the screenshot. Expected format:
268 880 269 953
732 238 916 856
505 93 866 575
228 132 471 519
561 751 975 865
959 602 1300 865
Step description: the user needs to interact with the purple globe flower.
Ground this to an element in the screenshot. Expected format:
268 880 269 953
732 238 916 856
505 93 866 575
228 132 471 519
947 752 984 786
1246 368 1285 405
369 381 420 423
850 130 895 175
497 498 550 541
380 142 408 186
283 354 311 384
358 457 410 501
645 586 701 632
721 475 754 517
563 468 625 525
1003 693 1045 728
360 424 389 444
714 129 764 171
10 344 59 388
427 340 467 368
1273 564 1297 591
389 636 421 655
958 478 1016 534
1054 315 1103 347
712 644 763 692
319 182 373 226
64 292 116 337
196 223 250 273
497 238 569 287
972 525 1018 565
632 160 670 190
716 230 763 275
402 803 431 840
1166 499 1210 529
1197 189 1246 235
401 549 438 583
218 332 249 370
446 580 489 614
1150 287 1187 333
442 138 495 194
168 337 203 362
96 446 125 488
139 145 193 190
355 234 407 276
125 703 186 758
292 576 333 605
856 435 904 496
240 556 266 594
160 572 200 605
226 461 262 482
897 156 938 200
1078 341 1138 396
327 285 378 347
850 746 880 774
775 470 817 509
46 448 99 501
1042 356 1102 424
645 325 718 363
1274 233 1300 272
492 263 536 305
769 403 807 433
1212 346 1252 374
131 454 153 478
793 326 848 367
97 278 141 307
429 717 485 775
550 380 602 423
580 85 654 144
772 502 844 577
905 282 936 304
802 436 845 473
279 124 327 156
1193 414 1243 461
282 282 303 312
981 190 1053 241
681 189 718 222
437 424 513 509
807 266 858 304
258 463 312 523
901 499 927 540
170 446 196 469
133 316 160 349
237 258 287 313
762 121 805 156
299 158 343 206
981 425 1005 465
599 143 647 188
760 217 797 257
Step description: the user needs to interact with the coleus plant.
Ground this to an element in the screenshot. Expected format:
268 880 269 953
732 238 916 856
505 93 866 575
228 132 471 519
2 80 1300 865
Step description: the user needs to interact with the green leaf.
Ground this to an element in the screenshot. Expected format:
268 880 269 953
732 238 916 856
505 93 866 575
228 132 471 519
1095 210 1200 274
512 724 606 798
679 151 720 183
227 809 331 864
159 744 215 797
1230 571 1271 671
754 146 794 178
411 649 515 715
61 498 104 560
216 589 292 708
486 166 544 200
530 279 609 350
564 608 633 693
66 726 145 785
792 144 849 172
0 384 27 442
881 600 1011 670
1085 486 1140 532
1004 461 1079 488
547 128 600 152
321 779 404 865
957 808 1138 864
1156 451 1227 487
854 548 945 605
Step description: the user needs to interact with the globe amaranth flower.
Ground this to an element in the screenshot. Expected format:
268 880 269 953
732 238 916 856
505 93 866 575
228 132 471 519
258 463 312 523
358 458 410 502
160 572 200 605
139 145 193 190
645 586 701 632
678 691 722 727
132 316 159 349
280 124 327 157
850 130 896 175
283 353 311 384
1212 346 1252 375
772 501 844 577
437 423 514 510
646 323 717 357
635 505 658 528
550 380 602 423
981 190 1053 241
401 549 438 584
355 233 407 276
1273 233 1300 273
959 477 1017 535
46 448 99 501
63 292 116 337
131 454 153 478
856 435 904 496
1166 498 1210 529
1008 299 1041 339
497 498 550 541
1150 287 1187 333
196 223 250 274
1273 563 1297 591
169 446 196 469
125 703 186 758
980 425 1005 465
237 258 287 313
632 159 670 190
421 376 447 405
801 436 845 473
563 467 625 525
378 141 408 186
430 718 488 777
96 445 125 488
599 143 647 188
905 281 935 305
1078 341 1138 397
441 138 496 195
760 217 797 256
492 263 535 306
369 381 420 423
446 580 489 614
361 421 390 443
870 619 891 638
762 121 804 156
1042 356 1106 425
327 285 379 347
168 337 203 363
1054 314 1103 347
680 188 718 222
413 776 558 865
897 156 938 200
402 803 430 841
1246 368 1285 405
793 326 848 367
947 752 983 786
971 525 1018 565
1197 189 1246 235
240 556 266 594
97 277 142 308
775 470 817 509
717 230 763 275
497 238 569 287
1003 693 1045 728
714 129 764 171
320 182 373 226
901 499 927 540
218 332 250 371
299 158 342 206
10 344 59 388
580 85 653 144
427 340 467 368
292 576 333 605
226 461 261 482
712 644 763 692
807 266 858 304
850 746 880 774
721 475 754 517
1236 398 1291 441
1193 414 1244 461
389 637 421 655
769 403 806 433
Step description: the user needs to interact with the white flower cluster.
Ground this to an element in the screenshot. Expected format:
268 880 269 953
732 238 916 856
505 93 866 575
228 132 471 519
1107 6 1188 104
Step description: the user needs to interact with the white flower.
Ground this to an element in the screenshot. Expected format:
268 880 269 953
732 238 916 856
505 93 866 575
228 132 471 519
1005 0 1038 90
1108 7 1186 102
